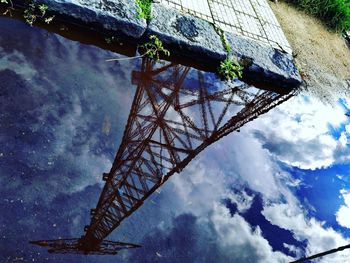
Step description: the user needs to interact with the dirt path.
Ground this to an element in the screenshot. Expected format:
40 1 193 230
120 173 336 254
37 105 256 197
269 1 350 103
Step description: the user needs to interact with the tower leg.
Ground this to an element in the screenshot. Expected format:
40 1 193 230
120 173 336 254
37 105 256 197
30 238 141 255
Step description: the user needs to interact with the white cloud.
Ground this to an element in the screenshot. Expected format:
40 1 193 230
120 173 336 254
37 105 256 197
283 243 303 258
161 95 350 262
0 48 37 79
227 189 254 213
209 203 292 263
336 189 350 229
209 133 282 199
167 126 294 215
0 36 137 202
250 94 349 170
338 124 350 147
169 158 229 216
334 124 350 164
262 202 350 262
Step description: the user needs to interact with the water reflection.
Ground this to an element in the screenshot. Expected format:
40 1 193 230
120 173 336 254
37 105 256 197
2 15 350 263
31 56 296 254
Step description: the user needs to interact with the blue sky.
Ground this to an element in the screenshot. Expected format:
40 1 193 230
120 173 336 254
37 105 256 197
1 16 350 263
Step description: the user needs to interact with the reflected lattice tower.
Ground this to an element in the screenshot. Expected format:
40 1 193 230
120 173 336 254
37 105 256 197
32 58 296 254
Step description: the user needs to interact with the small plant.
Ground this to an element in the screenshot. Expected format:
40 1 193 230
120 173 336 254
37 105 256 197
23 3 37 26
106 35 170 62
217 28 232 53
23 2 54 26
44 15 55 24
136 0 152 21
141 35 170 60
1 0 14 16
38 3 48 14
218 58 244 80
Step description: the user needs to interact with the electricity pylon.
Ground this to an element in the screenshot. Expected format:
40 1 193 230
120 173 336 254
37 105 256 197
31 58 296 255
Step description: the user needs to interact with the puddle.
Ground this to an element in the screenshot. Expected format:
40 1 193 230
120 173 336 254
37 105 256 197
1 15 350 262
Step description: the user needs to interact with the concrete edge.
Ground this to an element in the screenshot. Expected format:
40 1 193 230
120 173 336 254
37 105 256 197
4 0 302 91
23 0 147 40
145 3 226 63
225 32 302 90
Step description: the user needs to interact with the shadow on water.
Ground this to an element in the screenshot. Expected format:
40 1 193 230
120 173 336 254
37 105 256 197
0 8 137 57
0 10 222 72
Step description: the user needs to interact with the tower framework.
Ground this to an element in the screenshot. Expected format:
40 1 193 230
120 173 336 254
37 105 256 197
32 58 296 254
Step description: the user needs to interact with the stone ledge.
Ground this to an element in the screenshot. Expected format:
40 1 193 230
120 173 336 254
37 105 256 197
7 0 302 91
226 32 302 90
31 0 147 40
146 3 226 63
144 3 301 90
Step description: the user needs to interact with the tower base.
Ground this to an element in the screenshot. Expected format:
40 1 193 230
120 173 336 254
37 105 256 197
30 238 141 255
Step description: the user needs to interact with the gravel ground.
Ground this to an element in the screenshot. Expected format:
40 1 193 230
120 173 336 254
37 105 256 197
269 1 350 104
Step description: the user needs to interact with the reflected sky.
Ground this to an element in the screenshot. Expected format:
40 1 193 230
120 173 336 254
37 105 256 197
1 16 350 263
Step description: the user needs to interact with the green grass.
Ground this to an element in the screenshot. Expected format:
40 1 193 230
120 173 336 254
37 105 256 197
285 0 350 31
141 35 170 60
216 27 232 53
218 59 244 80
136 0 152 21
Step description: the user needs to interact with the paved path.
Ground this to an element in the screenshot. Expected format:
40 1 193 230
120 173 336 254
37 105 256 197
158 0 292 54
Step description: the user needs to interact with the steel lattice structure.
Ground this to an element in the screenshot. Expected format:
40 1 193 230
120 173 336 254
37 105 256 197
32 58 296 255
